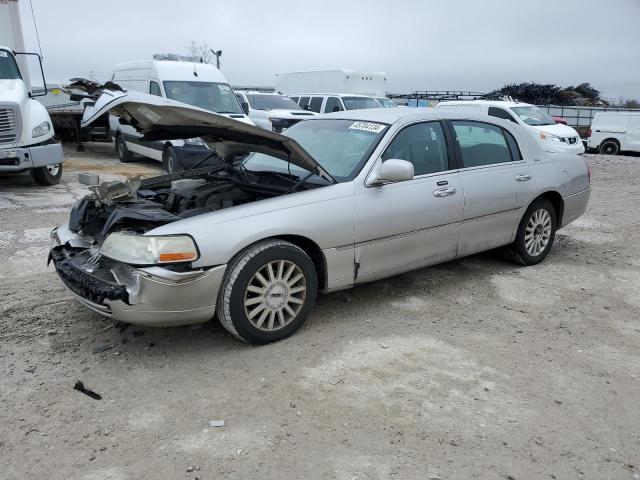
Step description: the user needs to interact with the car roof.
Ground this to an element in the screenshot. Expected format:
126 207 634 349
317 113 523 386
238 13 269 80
286 93 380 98
237 91 284 95
113 60 228 83
317 107 461 123
437 100 533 108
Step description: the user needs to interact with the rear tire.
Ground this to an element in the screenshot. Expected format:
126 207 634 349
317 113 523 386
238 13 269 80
115 135 133 163
599 140 619 155
508 198 557 266
216 239 318 345
32 163 62 186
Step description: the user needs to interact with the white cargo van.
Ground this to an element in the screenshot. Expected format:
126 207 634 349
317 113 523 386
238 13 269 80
110 59 252 172
436 100 585 155
234 90 315 132
586 112 640 155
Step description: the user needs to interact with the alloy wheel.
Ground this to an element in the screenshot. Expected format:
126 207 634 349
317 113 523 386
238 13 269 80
524 209 552 256
244 260 306 331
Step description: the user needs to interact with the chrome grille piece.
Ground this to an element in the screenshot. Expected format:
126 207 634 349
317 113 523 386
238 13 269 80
0 107 17 144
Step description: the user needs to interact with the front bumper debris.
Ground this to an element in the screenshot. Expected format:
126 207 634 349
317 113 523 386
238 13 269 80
49 225 226 327
50 248 128 305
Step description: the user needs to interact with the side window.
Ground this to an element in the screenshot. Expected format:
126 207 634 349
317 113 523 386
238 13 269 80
299 96 310 110
149 80 162 97
309 96 323 113
503 129 523 161
324 96 343 113
452 121 514 167
381 122 449 176
290 96 299 104
488 107 517 123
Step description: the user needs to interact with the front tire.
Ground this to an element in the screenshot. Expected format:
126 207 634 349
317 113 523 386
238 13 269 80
115 135 133 163
599 140 620 155
216 239 318 344
509 198 557 266
32 163 62 186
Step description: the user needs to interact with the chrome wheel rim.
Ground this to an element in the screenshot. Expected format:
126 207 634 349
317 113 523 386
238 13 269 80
46 164 60 176
525 209 552 257
244 260 306 331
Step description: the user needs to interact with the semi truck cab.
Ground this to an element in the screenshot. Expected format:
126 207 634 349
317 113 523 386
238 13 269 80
0 46 64 185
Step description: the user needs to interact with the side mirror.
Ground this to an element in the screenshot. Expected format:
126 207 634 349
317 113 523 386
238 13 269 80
369 159 414 185
241 101 249 115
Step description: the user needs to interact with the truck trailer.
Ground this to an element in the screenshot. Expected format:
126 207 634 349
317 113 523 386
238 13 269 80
275 69 387 97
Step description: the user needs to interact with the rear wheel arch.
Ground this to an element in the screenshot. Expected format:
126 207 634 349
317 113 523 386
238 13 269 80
536 191 564 227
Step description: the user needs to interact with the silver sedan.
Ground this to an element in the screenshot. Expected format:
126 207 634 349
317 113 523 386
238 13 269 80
49 84 591 344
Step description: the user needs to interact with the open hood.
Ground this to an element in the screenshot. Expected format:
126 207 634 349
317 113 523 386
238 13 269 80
68 79 335 183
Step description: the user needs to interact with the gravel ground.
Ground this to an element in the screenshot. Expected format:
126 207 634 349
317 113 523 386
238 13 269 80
0 146 639 480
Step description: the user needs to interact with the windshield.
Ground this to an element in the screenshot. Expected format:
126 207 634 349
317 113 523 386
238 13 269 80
377 98 397 108
511 106 556 126
247 94 302 111
342 96 384 110
0 50 21 80
163 81 243 114
243 119 388 182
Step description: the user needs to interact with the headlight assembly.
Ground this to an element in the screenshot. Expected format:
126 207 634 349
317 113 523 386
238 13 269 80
32 121 51 138
184 137 205 146
540 132 562 143
100 233 199 265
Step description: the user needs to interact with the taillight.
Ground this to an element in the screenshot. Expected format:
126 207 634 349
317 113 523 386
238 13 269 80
587 128 592 138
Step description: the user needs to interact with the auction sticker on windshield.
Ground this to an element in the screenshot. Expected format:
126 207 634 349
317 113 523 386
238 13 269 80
349 121 386 133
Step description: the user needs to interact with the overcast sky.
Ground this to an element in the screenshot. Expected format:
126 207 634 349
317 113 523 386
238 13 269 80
17 0 640 100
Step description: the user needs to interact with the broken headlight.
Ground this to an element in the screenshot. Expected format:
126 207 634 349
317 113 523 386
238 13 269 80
100 233 199 265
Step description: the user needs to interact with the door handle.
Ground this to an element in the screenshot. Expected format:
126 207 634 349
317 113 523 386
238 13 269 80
515 173 532 182
433 186 457 197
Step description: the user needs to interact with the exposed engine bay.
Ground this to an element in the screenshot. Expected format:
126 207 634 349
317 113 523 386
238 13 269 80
68 165 283 241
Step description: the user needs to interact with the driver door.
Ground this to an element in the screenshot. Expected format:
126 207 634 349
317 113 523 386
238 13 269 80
354 121 463 283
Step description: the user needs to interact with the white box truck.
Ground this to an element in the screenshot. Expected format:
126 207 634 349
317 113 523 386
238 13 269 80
0 0 64 185
275 69 387 97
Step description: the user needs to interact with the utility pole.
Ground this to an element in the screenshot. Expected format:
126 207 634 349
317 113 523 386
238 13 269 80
210 49 222 70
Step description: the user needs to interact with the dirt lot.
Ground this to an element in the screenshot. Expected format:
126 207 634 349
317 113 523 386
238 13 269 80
1 144 639 480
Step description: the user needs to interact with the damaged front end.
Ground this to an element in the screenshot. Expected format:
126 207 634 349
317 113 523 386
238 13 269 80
48 165 276 325
50 80 332 326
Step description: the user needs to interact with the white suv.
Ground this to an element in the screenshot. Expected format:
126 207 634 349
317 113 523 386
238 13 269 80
288 93 388 113
235 91 316 132
436 100 585 155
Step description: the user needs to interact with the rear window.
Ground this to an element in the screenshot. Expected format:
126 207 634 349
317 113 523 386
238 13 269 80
452 120 515 167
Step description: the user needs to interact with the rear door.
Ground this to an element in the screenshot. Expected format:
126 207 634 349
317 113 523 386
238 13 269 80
624 115 640 151
354 121 463 282
449 120 537 256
